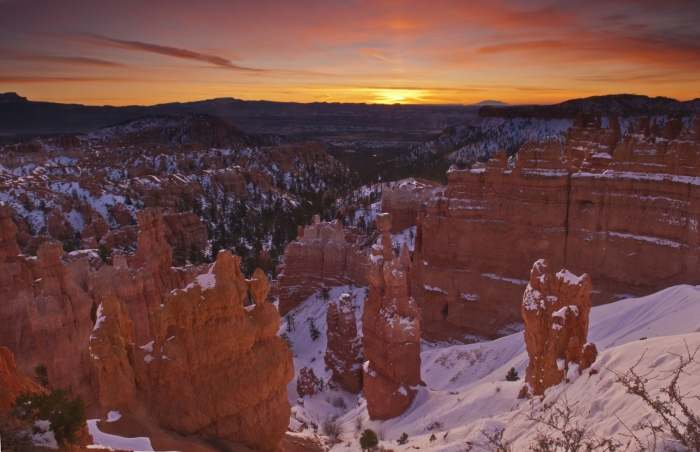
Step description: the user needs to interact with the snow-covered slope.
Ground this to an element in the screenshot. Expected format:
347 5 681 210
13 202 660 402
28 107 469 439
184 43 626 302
281 284 700 451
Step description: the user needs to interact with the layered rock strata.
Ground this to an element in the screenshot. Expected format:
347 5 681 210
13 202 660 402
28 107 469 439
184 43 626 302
520 260 595 397
325 293 363 393
277 215 370 314
381 178 442 233
362 213 422 420
415 116 700 340
90 251 293 452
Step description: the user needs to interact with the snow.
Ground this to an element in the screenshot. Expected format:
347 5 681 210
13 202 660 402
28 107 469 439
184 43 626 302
195 271 217 290
107 411 122 422
283 283 700 451
424 285 448 294
87 420 154 451
556 269 585 285
139 341 154 353
32 420 58 449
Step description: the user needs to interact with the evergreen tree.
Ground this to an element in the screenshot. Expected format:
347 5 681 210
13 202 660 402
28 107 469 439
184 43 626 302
506 367 520 381
359 429 378 451
34 363 49 388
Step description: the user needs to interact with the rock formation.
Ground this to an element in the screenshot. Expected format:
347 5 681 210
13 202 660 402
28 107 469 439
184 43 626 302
89 208 203 344
381 178 442 233
414 116 700 340
0 202 99 405
277 215 370 314
0 346 46 412
163 211 208 265
90 250 293 452
520 260 595 397
362 213 422 420
89 294 136 414
325 293 363 393
297 367 322 397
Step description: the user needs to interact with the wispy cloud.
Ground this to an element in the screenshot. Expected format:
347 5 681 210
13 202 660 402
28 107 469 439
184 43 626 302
2 52 127 67
80 33 265 72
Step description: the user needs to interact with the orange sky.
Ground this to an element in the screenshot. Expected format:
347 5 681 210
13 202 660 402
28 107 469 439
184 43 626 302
1 0 699 106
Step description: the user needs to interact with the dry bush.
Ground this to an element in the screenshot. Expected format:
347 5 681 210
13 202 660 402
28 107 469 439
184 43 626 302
354 414 365 432
322 415 345 440
480 427 513 452
613 341 700 451
525 395 629 452
331 395 347 409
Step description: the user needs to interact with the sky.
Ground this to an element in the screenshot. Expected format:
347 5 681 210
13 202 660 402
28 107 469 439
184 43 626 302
1 0 699 106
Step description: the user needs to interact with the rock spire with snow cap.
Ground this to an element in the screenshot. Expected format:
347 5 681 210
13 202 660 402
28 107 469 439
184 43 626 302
520 259 596 398
362 213 423 420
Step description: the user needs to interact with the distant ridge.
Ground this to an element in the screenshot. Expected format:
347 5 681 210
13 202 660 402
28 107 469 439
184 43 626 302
478 94 700 119
0 93 480 137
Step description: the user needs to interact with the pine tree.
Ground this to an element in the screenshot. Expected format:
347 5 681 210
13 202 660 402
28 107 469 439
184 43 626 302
309 318 320 341
359 429 378 451
506 367 520 381
34 363 49 388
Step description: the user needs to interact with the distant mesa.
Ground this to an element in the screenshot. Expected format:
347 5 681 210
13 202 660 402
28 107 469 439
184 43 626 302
469 100 508 107
0 92 28 104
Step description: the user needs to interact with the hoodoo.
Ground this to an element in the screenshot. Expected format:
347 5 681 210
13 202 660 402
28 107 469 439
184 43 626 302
520 259 596 397
362 213 422 420
90 251 294 452
325 293 364 393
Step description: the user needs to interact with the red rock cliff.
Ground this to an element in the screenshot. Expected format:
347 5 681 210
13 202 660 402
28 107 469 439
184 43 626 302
414 116 700 341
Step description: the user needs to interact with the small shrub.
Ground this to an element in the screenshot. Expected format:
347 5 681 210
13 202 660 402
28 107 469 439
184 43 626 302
319 286 330 301
429 433 437 442
359 429 379 450
331 395 347 409
354 415 364 432
11 388 86 445
322 415 344 440
34 363 49 388
286 314 295 332
397 432 409 445
505 367 520 382
427 421 444 431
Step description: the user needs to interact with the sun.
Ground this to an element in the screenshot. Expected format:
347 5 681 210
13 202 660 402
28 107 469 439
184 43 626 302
371 89 427 104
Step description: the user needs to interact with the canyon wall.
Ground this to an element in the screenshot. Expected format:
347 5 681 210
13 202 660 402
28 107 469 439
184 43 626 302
414 116 700 341
277 215 371 314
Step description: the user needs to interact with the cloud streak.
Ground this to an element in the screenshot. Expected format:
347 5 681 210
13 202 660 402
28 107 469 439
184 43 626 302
81 33 265 72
